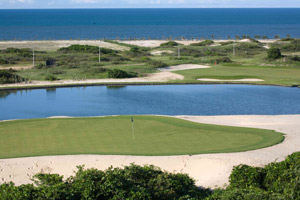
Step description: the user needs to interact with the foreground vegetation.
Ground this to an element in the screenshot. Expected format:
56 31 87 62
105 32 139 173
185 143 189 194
0 116 283 158
1 152 300 200
0 38 300 87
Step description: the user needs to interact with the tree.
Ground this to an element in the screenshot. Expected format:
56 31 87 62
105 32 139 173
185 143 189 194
274 35 280 39
267 48 282 59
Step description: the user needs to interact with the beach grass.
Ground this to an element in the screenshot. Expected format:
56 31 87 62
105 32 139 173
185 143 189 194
0 116 284 158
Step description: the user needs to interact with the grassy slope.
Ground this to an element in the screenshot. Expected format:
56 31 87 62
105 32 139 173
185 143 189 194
0 116 283 158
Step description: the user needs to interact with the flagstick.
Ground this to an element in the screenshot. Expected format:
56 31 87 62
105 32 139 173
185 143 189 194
131 121 135 140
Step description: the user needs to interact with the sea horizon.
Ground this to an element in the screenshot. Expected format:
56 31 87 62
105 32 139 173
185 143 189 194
1 8 300 40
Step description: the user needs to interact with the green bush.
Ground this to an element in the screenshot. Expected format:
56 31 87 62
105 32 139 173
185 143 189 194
45 75 58 81
229 165 266 189
58 45 118 54
281 39 300 51
0 69 25 84
212 152 300 200
2 48 32 57
107 69 136 78
290 56 300 62
267 48 282 59
216 57 232 63
145 59 168 68
0 58 9 65
191 40 214 46
0 164 211 200
280 38 295 42
160 41 180 47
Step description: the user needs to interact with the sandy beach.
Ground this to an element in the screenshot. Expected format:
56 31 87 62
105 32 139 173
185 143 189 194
1 115 299 188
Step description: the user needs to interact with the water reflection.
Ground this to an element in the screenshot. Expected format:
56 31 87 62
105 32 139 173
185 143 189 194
106 86 126 90
46 88 56 100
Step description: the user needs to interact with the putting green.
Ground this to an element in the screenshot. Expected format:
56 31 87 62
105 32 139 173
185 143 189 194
0 116 284 158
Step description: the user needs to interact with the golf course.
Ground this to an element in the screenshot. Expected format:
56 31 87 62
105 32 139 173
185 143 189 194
0 116 284 159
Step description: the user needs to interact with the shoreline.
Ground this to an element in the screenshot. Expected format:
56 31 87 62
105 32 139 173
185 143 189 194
0 81 299 92
1 114 300 188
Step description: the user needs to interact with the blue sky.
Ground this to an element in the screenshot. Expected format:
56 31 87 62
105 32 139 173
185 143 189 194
0 0 299 9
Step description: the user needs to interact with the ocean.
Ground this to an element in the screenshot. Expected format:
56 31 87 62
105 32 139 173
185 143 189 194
0 8 300 40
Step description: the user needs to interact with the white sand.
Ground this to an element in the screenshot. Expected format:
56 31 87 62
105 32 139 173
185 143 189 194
1 115 299 188
0 71 184 88
197 78 264 82
158 64 210 72
0 65 33 71
120 40 206 47
0 40 129 51
151 50 174 55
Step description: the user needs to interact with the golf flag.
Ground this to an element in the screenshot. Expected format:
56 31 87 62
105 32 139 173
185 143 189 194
131 116 134 140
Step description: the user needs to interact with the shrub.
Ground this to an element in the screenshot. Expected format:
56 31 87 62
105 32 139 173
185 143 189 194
0 69 25 84
216 57 232 63
0 164 211 199
212 152 300 200
280 38 295 42
0 58 9 65
220 41 234 46
130 46 140 52
191 40 214 46
107 69 135 78
290 56 300 62
281 39 300 51
267 48 282 59
58 45 118 54
145 59 168 68
2 48 32 57
160 41 180 47
229 165 266 189
45 75 58 81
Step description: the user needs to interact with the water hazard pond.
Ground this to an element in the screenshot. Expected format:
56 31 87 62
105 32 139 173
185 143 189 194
1 84 300 120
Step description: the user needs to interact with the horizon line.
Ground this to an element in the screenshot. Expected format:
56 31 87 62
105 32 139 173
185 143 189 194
1 7 300 10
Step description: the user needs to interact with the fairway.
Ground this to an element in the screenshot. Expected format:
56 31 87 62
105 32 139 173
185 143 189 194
0 116 284 158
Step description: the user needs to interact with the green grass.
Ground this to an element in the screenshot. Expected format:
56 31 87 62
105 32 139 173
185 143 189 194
0 116 284 158
174 64 300 86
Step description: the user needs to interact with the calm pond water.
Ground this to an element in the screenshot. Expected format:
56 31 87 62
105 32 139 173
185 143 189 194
1 84 300 120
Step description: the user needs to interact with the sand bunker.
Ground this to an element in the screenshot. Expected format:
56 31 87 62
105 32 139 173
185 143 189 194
1 115 299 188
158 64 210 72
198 78 264 82
151 50 174 55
